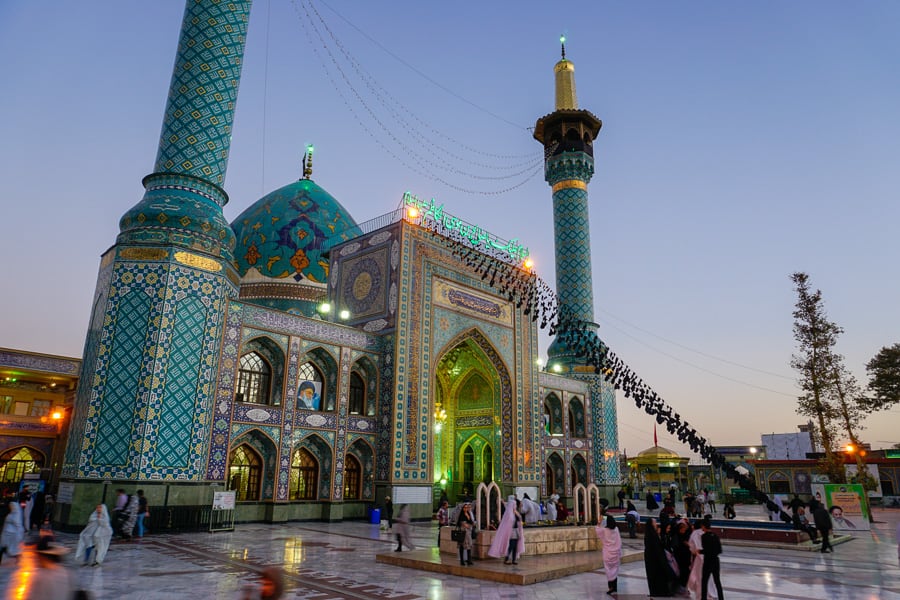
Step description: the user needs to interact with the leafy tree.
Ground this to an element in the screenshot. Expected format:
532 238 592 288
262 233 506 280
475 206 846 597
790 272 845 483
866 343 900 411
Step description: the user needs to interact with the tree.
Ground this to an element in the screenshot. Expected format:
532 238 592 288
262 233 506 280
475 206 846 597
866 343 900 411
790 272 845 483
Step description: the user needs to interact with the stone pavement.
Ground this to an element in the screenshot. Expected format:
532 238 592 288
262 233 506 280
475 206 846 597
1 508 898 599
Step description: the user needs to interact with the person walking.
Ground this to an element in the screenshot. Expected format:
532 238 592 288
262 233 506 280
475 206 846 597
455 502 476 566
688 519 715 599
135 490 149 538
699 518 725 600
617 488 627 510
393 504 415 551
0 500 25 564
598 514 622 594
489 497 524 566
384 496 394 532
119 492 139 540
25 536 76 599
436 500 450 544
76 504 113 566
643 517 675 597
239 566 284 600
811 500 833 553
646 491 660 511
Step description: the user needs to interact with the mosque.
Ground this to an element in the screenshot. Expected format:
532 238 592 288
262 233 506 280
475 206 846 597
47 1 620 526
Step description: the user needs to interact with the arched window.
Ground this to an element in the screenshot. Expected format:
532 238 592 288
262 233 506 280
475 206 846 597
297 363 326 411
544 394 562 435
463 446 474 484
349 372 365 415
569 397 586 438
0 447 43 483
545 463 555 496
343 453 361 499
235 352 271 405
570 465 579 487
290 448 318 500
228 445 261 501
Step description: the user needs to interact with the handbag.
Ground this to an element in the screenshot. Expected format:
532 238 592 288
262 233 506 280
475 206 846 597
451 529 465 542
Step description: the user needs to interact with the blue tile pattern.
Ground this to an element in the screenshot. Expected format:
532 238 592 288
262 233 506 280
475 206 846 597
154 1 252 187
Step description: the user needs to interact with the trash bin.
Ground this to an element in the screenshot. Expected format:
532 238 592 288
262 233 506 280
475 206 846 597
369 508 381 524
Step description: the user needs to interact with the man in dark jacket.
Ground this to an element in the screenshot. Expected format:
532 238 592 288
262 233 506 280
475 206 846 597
811 500 833 553
699 518 725 600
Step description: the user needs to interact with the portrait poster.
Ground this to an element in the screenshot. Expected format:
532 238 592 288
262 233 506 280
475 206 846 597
297 380 322 410
811 483 870 531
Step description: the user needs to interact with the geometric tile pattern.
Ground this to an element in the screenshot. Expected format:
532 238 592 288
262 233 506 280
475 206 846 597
93 288 153 466
70 258 229 480
205 301 243 480
155 295 207 468
154 0 251 187
64 260 113 475
276 338 301 501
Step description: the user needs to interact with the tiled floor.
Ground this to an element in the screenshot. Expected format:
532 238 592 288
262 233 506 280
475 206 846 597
1 509 898 599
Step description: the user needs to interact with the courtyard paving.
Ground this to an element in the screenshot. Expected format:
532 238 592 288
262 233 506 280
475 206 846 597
1 508 898 599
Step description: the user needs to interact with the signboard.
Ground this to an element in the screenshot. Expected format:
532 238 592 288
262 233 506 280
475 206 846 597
212 491 236 511
56 482 74 504
392 486 432 505
811 483 870 531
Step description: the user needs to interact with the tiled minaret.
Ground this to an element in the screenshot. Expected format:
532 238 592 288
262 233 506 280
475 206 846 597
62 1 252 512
534 39 620 482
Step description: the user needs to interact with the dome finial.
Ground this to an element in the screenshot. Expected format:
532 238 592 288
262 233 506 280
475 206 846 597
302 144 314 180
560 34 566 60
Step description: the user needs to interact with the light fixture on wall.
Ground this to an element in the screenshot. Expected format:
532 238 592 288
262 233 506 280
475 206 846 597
434 400 448 432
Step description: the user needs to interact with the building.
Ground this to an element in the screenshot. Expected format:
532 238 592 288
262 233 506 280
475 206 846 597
761 425 814 460
53 2 620 528
0 348 79 498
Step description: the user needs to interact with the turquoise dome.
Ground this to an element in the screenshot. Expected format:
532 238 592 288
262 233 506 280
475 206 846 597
231 178 359 284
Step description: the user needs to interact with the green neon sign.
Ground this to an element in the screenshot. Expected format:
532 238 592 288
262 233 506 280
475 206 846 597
402 191 529 263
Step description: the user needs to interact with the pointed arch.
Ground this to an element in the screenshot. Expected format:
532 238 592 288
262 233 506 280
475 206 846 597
347 437 375 500
300 346 339 412
545 393 563 435
568 396 586 438
296 433 333 500
435 327 515 481
546 451 565 497
228 428 278 501
236 336 285 406
0 446 45 484
351 355 378 417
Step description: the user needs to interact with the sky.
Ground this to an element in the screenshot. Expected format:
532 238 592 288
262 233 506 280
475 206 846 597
2 1 899 461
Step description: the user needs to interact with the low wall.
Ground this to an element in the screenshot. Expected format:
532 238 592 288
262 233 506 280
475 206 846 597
619 519 811 544
439 524 600 559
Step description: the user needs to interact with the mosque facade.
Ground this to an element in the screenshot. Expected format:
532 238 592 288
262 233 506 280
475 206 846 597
52 1 620 526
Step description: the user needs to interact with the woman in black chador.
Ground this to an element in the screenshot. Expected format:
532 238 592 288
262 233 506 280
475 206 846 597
646 490 660 511
643 518 675 597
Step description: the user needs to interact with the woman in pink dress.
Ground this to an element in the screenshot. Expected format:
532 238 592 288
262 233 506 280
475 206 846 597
597 514 622 594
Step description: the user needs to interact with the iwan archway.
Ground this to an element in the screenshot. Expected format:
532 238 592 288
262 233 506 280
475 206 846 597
433 329 513 503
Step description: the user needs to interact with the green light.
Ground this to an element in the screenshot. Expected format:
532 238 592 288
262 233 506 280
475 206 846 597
318 302 331 314
560 35 566 44
306 144 314 153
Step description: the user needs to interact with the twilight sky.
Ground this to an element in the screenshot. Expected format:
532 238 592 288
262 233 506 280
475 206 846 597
2 1 898 460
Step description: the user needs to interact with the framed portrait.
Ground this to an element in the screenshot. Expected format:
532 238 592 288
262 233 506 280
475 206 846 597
297 380 322 411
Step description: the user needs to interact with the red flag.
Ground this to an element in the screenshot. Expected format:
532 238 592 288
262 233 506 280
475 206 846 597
654 422 658 447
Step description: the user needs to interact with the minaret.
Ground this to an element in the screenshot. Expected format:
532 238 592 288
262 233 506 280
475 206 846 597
533 36 602 369
62 0 252 514
534 38 620 485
